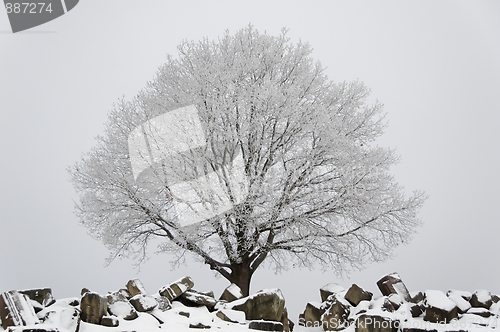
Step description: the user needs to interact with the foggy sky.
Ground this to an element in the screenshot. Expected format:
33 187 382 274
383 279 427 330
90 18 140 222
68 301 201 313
1 1 499 320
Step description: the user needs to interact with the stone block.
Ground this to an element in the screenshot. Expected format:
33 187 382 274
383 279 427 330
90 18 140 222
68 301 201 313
280 307 290 332
6 327 59 332
19 289 55 307
321 296 351 331
158 276 194 301
100 315 119 327
106 291 137 320
423 290 458 323
215 308 246 323
129 294 158 312
230 289 285 321
376 273 411 302
177 290 217 310
0 291 40 329
219 283 243 302
302 302 323 324
345 284 373 306
320 284 345 303
249 320 284 331
80 292 107 325
154 295 171 311
470 289 492 309
126 279 148 297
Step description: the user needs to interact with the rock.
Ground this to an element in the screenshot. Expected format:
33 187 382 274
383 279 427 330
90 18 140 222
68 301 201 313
80 291 107 325
189 322 211 329
129 294 158 312
126 279 148 297
470 289 492 309
68 299 79 307
177 290 217 309
116 288 132 300
399 329 437 332
302 302 323 324
409 303 424 317
466 307 493 317
321 296 351 331
19 289 55 307
381 298 396 313
219 283 243 302
6 327 60 332
249 320 284 331
154 295 171 311
100 315 119 327
387 294 402 310
345 284 373 306
0 291 40 329
355 314 398 332
492 294 500 303
280 307 290 332
410 292 424 304
423 290 458 323
230 289 285 321
80 288 90 296
158 276 194 301
179 311 190 318
106 291 138 320
216 308 246 323
376 273 412 302
320 284 345 302
447 290 472 314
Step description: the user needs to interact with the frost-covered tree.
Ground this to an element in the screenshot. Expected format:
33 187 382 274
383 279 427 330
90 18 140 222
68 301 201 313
69 26 426 296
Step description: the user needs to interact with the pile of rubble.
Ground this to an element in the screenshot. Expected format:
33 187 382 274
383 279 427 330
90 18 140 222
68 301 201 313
299 272 500 331
0 276 292 332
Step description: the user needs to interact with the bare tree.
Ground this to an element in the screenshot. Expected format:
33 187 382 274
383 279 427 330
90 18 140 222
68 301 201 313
69 26 426 296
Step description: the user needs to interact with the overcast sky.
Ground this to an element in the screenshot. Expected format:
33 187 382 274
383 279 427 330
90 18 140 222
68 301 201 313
1 0 499 320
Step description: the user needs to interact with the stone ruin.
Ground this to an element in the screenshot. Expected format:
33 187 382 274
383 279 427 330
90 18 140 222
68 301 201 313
0 276 292 332
299 272 500 332
1 272 498 332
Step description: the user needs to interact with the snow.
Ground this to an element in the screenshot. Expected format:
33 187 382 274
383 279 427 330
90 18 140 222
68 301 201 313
227 283 243 298
424 290 457 311
448 290 472 312
321 283 345 294
227 288 284 309
475 289 492 303
108 301 134 317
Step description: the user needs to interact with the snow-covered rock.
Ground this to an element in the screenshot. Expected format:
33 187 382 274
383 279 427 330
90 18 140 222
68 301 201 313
158 276 194 302
80 291 107 325
345 284 373 307
229 288 285 322
470 289 493 309
376 273 411 302
129 294 158 312
219 283 243 302
423 290 458 323
0 291 40 329
320 284 345 302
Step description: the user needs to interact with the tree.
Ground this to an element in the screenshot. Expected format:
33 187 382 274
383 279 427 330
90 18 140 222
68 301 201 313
69 26 426 297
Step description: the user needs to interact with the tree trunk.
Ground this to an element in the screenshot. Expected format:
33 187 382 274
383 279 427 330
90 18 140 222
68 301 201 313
228 263 253 297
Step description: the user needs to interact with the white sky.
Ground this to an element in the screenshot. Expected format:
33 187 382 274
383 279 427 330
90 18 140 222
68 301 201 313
1 0 499 320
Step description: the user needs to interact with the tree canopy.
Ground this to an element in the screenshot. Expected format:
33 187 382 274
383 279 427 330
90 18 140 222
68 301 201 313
69 26 426 296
